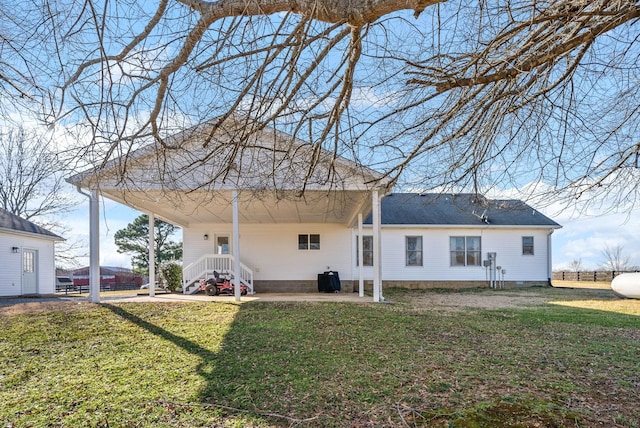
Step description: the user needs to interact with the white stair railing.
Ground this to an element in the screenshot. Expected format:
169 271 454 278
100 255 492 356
182 254 254 294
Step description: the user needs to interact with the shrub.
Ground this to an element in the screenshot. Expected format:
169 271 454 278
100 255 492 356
160 262 182 292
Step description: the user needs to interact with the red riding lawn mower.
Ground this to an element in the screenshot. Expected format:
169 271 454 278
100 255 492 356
199 271 248 296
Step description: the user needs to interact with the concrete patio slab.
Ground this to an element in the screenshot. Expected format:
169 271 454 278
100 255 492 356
103 292 372 303
0 292 374 308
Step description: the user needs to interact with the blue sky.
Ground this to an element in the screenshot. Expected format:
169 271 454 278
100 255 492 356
549 208 640 270
4 3 637 272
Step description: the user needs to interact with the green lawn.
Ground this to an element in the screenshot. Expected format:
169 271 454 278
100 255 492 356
1 288 639 427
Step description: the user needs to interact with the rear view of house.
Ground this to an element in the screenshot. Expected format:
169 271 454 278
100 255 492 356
0 209 64 296
180 192 560 293
68 118 560 301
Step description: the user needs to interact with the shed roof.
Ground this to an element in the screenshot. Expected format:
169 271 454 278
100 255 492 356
0 208 64 240
365 193 561 228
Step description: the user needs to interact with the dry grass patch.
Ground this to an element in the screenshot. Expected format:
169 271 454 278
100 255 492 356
0 300 92 316
552 280 612 290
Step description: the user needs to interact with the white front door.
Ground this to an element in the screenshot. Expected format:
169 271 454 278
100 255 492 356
216 235 230 255
22 249 38 294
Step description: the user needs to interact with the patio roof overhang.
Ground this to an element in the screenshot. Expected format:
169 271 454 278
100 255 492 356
88 187 377 228
66 118 391 303
66 118 393 227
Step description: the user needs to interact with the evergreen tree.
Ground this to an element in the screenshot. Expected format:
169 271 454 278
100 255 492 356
114 215 182 275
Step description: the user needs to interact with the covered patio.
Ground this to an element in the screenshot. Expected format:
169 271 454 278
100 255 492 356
67 118 393 303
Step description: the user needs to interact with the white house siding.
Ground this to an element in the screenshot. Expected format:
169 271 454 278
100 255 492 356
183 224 554 291
0 231 56 297
183 223 353 292
353 227 553 287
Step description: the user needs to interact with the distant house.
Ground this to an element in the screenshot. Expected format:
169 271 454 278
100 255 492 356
0 208 64 296
71 266 144 290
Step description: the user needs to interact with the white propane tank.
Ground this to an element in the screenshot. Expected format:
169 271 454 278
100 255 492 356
611 272 640 299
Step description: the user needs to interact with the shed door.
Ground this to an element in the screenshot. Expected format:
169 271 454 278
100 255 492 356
22 249 38 294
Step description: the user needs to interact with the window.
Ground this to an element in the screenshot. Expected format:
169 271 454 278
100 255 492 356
450 236 481 266
298 234 320 250
23 251 34 273
406 236 423 266
522 236 534 255
356 235 373 266
216 235 229 255
466 236 481 266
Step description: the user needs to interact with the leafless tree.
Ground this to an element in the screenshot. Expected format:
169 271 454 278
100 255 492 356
0 3 53 126
568 259 583 273
600 244 637 272
0 128 84 266
3 0 640 210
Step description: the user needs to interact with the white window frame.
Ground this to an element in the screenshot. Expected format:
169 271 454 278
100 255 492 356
215 234 230 255
405 236 423 266
356 235 373 266
450 236 482 266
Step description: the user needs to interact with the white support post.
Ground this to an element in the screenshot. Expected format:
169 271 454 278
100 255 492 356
148 213 155 298
89 190 100 303
372 189 381 302
358 212 364 298
232 190 241 302
547 230 554 286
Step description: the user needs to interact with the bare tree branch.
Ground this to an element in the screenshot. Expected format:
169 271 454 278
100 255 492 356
0 127 83 267
601 244 638 271
178 0 444 25
407 2 640 92
3 0 640 215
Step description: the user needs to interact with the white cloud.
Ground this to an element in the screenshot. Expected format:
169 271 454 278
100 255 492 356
63 197 142 269
350 86 399 109
485 182 640 271
550 210 640 270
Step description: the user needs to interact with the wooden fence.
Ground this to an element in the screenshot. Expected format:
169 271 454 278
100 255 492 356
552 270 639 282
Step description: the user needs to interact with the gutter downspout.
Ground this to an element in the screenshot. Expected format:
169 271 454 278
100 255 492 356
372 189 382 302
547 229 554 287
148 213 155 298
358 213 364 298
76 186 101 303
232 190 241 302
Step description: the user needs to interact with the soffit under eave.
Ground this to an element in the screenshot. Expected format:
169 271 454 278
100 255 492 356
345 182 395 228
101 188 376 226
361 224 562 230
95 190 194 227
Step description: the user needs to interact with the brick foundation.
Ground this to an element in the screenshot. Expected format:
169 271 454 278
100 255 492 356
252 279 549 293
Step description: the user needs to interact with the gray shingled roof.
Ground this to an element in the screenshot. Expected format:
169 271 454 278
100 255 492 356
0 208 64 240
365 193 561 227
